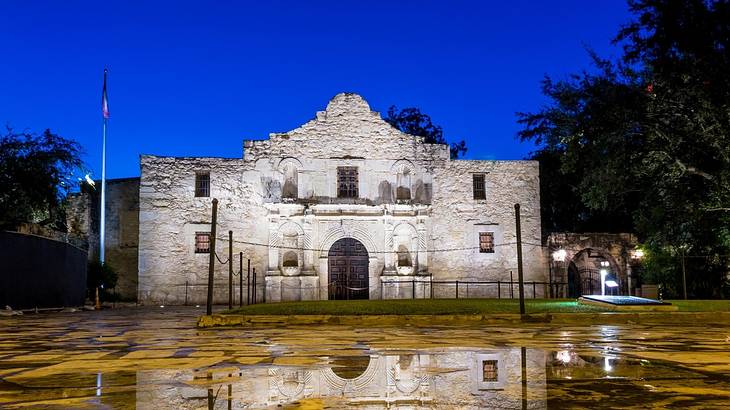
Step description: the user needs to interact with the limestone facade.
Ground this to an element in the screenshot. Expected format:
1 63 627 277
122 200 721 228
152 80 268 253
138 93 544 304
67 177 140 300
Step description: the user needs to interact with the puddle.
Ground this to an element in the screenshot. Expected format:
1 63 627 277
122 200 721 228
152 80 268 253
2 308 730 408
3 346 729 409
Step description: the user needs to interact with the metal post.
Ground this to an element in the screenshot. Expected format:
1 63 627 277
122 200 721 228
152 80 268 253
510 271 514 299
185 280 188 306
412 279 415 299
681 251 688 300
548 260 553 298
455 280 459 299
252 267 256 304
228 230 233 310
246 259 250 306
497 281 501 299
239 252 243 307
532 281 536 299
515 203 525 315
206 198 218 316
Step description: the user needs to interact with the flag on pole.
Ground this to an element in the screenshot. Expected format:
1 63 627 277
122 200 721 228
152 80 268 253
102 68 110 119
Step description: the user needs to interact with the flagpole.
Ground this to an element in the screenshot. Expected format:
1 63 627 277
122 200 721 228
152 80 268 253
100 117 106 263
100 68 108 264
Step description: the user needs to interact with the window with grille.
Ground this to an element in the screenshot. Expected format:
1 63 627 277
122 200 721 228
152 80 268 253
195 172 210 197
482 360 498 382
195 232 210 253
337 167 358 198
479 232 494 253
473 174 486 200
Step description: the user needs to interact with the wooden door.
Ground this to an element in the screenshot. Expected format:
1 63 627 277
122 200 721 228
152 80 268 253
328 238 369 300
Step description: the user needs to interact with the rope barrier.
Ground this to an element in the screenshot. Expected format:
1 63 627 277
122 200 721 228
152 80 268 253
212 237 544 254
213 252 229 265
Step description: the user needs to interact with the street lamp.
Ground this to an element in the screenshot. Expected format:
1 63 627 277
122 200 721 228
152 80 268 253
551 249 567 298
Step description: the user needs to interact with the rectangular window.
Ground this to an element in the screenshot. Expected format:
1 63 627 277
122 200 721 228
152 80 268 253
473 174 486 200
479 232 494 253
195 232 210 253
482 360 499 382
195 172 210 197
337 166 359 198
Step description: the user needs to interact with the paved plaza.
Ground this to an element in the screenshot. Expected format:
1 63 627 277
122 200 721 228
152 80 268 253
1 307 730 408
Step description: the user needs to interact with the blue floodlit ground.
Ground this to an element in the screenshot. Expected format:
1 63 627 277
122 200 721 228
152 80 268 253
580 295 671 305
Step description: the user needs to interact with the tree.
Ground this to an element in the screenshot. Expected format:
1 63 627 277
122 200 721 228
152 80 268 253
87 261 118 302
518 0 730 297
0 128 84 230
385 106 467 159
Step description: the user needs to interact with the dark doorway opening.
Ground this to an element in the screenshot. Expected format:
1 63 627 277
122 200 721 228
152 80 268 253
328 238 369 300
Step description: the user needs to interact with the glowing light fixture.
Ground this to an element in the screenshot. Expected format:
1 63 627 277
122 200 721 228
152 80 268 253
606 280 619 288
632 249 645 259
600 269 608 296
84 174 96 188
552 249 567 262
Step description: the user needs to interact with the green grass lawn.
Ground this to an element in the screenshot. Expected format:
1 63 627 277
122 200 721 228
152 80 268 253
222 298 730 316
223 299 606 315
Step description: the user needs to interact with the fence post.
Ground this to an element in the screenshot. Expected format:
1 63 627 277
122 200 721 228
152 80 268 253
430 279 434 299
497 281 501 299
532 281 536 299
515 203 525 315
466 283 469 298
456 280 459 299
380 281 384 300
239 252 243 307
412 280 415 299
228 230 233 310
246 259 250 305
510 271 514 299
206 198 218 316
252 267 256 304
185 280 188 306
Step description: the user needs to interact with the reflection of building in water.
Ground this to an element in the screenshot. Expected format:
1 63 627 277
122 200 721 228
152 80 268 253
135 348 546 409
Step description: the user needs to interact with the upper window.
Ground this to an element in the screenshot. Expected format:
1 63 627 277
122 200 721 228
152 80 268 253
337 167 358 198
195 232 210 253
482 360 499 382
479 232 494 253
195 172 210 197
473 174 486 200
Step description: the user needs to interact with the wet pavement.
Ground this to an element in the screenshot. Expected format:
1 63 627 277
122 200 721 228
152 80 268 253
1 307 730 409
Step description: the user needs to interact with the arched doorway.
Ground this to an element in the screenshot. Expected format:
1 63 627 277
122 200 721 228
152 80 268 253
328 238 369 300
567 248 619 297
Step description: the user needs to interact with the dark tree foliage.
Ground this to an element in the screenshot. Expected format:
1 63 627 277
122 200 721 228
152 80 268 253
385 106 467 159
0 128 83 230
87 261 118 302
518 0 730 297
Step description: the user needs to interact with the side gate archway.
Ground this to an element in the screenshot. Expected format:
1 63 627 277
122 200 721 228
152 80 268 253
328 238 369 300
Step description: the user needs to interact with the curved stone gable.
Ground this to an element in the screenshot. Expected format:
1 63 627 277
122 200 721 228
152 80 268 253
244 93 451 162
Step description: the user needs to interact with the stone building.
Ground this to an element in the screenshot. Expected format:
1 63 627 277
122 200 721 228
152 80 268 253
67 177 140 300
137 93 544 304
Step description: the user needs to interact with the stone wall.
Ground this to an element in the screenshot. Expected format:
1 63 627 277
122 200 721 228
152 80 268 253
430 160 545 297
138 156 269 305
138 93 546 304
66 178 140 300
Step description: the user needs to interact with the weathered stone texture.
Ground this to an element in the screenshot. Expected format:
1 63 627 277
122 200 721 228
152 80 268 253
66 178 140 300
138 93 546 304
430 160 544 296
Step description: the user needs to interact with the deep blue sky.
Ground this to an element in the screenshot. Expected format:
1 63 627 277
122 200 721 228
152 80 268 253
2 1 631 179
